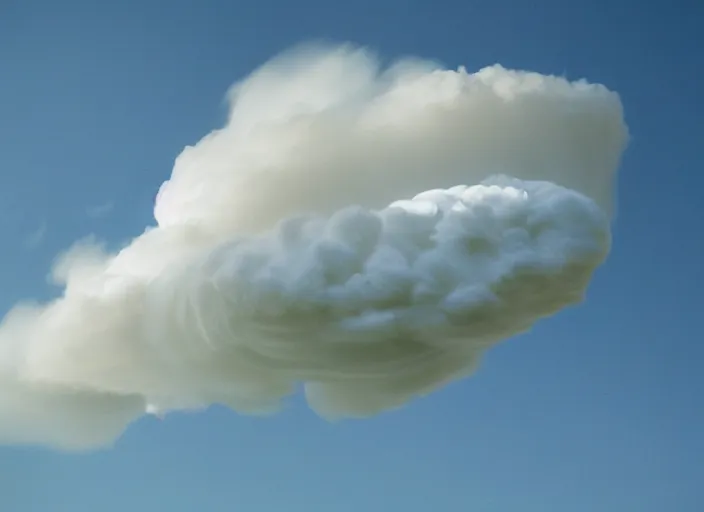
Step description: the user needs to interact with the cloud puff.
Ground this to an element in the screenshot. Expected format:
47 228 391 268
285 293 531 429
0 43 628 451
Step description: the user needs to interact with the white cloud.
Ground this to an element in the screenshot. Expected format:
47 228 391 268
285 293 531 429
0 43 628 451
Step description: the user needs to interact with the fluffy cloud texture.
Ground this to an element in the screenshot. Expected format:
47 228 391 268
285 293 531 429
0 44 628 451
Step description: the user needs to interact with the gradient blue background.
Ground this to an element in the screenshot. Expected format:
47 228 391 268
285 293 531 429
1 0 702 510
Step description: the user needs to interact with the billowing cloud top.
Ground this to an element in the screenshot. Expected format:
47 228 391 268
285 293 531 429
0 44 628 451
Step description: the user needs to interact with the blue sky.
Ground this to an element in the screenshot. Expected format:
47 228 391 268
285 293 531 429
1 0 702 510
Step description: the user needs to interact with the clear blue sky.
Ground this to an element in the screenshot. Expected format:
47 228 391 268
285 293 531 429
1 0 702 510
